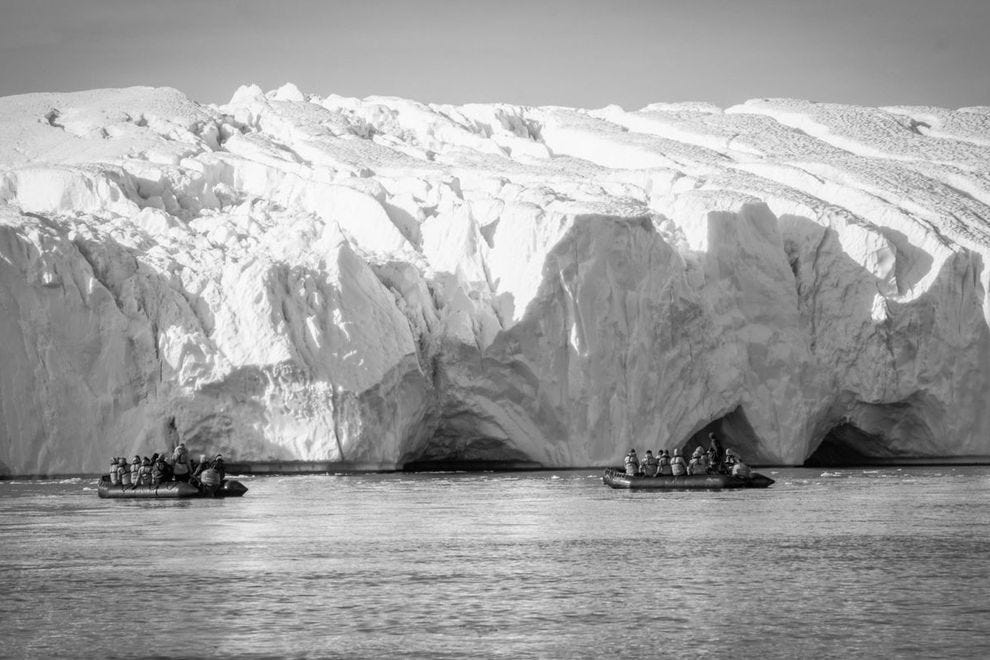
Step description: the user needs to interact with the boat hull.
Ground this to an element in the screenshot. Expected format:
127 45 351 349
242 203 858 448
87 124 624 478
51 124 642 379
97 475 248 499
602 468 774 490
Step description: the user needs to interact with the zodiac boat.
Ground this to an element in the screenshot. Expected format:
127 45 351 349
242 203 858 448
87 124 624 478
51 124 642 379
602 467 775 490
96 475 249 498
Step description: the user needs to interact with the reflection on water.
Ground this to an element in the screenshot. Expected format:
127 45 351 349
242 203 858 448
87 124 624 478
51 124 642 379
1 467 989 658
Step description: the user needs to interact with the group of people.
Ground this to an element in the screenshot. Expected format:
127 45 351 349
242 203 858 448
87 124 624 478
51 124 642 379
106 442 227 493
624 432 752 478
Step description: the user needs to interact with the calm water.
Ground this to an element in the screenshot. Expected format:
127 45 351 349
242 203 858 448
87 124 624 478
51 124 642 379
1 467 989 659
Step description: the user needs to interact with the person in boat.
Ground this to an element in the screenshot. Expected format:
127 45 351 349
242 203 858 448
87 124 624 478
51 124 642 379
688 447 710 475
657 449 671 475
721 448 739 474
708 432 724 466
732 458 752 478
192 454 208 479
150 453 169 487
137 457 153 487
669 448 687 476
117 457 132 487
212 453 226 481
108 457 121 485
624 449 639 476
171 443 192 483
162 450 175 481
198 461 223 496
130 456 142 486
640 450 659 477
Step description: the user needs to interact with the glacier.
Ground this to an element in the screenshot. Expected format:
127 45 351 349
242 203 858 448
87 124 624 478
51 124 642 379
0 83 988 476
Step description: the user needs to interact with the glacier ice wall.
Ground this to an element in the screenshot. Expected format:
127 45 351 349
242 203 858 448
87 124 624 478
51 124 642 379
1 84 989 475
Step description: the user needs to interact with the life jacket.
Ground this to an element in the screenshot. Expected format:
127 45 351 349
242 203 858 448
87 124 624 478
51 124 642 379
732 462 752 478
670 456 687 476
109 461 120 485
172 451 190 475
119 465 132 486
151 459 166 481
130 463 141 483
138 464 152 486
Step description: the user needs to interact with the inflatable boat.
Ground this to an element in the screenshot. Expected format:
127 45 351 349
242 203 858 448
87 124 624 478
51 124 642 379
97 475 249 499
602 467 775 490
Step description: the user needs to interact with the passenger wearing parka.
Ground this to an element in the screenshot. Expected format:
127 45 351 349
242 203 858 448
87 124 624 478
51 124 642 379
117 458 132 487
669 448 688 476
623 449 639 476
130 456 142 485
171 443 192 482
640 450 659 477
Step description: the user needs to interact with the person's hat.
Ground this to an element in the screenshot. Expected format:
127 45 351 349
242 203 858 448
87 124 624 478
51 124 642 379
673 448 681 455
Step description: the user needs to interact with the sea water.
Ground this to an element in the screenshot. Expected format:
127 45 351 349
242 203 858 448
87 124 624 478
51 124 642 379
1 467 989 659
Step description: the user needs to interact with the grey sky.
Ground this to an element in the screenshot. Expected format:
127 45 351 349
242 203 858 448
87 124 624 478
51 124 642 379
1 0 988 109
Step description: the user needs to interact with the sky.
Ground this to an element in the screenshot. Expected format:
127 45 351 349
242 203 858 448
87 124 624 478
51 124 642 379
1 0 989 110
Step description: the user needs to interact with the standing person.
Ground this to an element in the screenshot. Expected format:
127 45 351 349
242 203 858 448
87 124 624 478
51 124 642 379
624 449 640 476
707 432 724 467
670 448 688 476
172 443 192 482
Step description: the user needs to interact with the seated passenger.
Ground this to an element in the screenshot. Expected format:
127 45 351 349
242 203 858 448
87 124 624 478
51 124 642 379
108 457 121 485
732 459 752 479
212 453 226 481
117 458 132 487
640 450 659 477
192 454 208 480
150 455 167 487
657 450 671 476
624 449 640 476
688 447 710 475
670 448 687 476
137 457 153 487
130 456 142 486
722 448 738 474
199 465 222 496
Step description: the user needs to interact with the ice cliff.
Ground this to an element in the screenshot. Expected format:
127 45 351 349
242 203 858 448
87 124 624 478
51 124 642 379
1 84 989 475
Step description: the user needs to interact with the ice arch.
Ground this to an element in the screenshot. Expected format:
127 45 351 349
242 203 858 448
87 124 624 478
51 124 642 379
680 406 763 461
803 423 880 467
